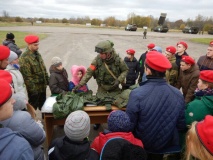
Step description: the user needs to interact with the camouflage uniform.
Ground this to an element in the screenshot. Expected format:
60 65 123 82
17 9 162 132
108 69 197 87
19 48 49 110
165 56 178 87
78 41 129 98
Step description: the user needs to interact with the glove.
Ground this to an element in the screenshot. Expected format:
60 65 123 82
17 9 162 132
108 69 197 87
112 79 120 88
72 85 81 92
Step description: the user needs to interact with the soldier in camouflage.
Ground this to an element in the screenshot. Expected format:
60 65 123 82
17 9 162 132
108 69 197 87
73 40 129 98
19 35 49 110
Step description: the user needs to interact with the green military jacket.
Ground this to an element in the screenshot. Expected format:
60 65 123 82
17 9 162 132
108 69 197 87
79 50 128 92
19 48 49 93
166 56 178 87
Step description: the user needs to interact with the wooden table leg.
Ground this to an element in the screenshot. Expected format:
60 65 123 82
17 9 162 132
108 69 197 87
44 113 54 147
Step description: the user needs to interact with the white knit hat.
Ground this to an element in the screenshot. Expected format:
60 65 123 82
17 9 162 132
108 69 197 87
8 51 18 63
64 110 90 141
51 57 62 66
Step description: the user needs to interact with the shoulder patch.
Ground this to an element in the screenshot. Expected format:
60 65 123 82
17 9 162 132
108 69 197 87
89 65 96 71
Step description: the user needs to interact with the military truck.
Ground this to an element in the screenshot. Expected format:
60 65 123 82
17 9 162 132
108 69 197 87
208 27 213 35
182 26 199 34
153 13 169 33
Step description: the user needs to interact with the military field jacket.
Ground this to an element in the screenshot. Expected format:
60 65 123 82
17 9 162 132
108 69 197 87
79 51 128 88
19 48 49 93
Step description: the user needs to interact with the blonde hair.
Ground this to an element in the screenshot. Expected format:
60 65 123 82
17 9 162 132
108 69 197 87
185 122 213 160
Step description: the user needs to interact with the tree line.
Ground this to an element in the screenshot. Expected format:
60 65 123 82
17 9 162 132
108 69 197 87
1 10 213 31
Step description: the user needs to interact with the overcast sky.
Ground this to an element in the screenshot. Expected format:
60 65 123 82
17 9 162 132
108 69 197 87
0 0 212 22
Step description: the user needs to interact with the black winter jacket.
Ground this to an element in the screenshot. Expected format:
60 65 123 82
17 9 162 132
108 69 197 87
3 39 22 57
124 57 139 87
49 66 69 94
48 136 99 160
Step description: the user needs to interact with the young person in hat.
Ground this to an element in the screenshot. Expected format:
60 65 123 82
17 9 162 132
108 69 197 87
0 79 34 160
48 110 99 160
0 45 10 70
185 70 213 126
69 65 88 92
176 56 200 104
175 41 189 69
123 48 139 89
6 51 28 98
2 32 22 57
197 40 213 70
49 56 69 96
19 35 49 110
138 43 155 83
91 110 143 154
185 115 213 160
126 51 185 160
0 91 46 160
165 46 179 87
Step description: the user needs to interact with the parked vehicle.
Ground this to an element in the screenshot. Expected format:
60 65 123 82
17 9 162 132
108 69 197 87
208 27 213 35
125 24 137 31
152 25 169 33
182 27 199 34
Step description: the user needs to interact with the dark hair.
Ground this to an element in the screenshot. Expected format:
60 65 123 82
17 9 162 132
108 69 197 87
145 63 166 78
201 79 213 89
6 33 15 40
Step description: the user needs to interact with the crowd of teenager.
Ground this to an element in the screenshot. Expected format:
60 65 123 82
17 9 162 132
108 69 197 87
0 32 213 160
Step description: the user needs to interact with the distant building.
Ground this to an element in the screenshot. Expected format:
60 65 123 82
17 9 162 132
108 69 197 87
36 21 42 24
86 23 91 26
100 24 106 27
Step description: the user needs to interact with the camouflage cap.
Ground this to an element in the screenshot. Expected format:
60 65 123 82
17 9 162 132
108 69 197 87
95 40 114 53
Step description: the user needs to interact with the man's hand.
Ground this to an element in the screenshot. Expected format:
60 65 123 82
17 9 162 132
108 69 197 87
72 85 81 92
112 79 120 88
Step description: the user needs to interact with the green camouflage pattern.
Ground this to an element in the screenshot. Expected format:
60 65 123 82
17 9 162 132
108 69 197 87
79 50 128 94
19 48 49 93
95 40 114 53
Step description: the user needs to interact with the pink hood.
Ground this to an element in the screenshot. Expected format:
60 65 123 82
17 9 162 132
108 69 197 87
70 65 88 92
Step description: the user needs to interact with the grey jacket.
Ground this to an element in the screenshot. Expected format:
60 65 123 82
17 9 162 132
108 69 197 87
3 39 22 56
0 111 46 160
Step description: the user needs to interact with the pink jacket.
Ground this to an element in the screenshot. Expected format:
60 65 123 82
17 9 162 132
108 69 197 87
70 65 88 92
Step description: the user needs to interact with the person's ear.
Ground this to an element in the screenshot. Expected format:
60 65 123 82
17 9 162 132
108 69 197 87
144 66 152 75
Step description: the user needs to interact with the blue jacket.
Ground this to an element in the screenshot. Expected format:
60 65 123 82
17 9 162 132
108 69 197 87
0 128 33 160
0 111 46 160
126 78 185 151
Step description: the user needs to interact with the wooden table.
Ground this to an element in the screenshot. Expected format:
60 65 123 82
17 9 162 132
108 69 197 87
43 106 125 146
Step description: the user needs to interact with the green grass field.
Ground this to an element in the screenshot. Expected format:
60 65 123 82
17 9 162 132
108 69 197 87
0 31 48 48
190 38 212 45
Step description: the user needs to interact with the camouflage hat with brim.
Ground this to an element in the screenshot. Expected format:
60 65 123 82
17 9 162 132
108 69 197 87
95 40 114 53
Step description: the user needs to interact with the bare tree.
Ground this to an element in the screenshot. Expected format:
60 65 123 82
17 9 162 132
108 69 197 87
2 10 9 18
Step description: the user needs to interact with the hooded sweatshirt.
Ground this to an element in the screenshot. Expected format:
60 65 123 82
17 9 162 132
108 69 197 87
0 127 33 160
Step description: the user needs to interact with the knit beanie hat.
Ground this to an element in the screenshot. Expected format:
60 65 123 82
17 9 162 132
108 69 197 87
12 92 27 111
6 33 15 40
152 46 162 53
51 57 62 66
64 110 90 141
107 110 132 132
8 51 18 63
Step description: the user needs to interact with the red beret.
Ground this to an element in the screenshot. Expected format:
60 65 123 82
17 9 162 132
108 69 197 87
0 79 12 106
166 46 176 55
209 40 213 46
24 35 39 44
145 51 172 72
199 70 213 83
196 115 213 155
181 56 195 65
147 43 155 49
177 41 188 49
126 49 135 55
0 45 10 60
0 70 12 84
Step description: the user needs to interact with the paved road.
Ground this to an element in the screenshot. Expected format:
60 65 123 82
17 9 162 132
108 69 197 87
1 26 212 157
